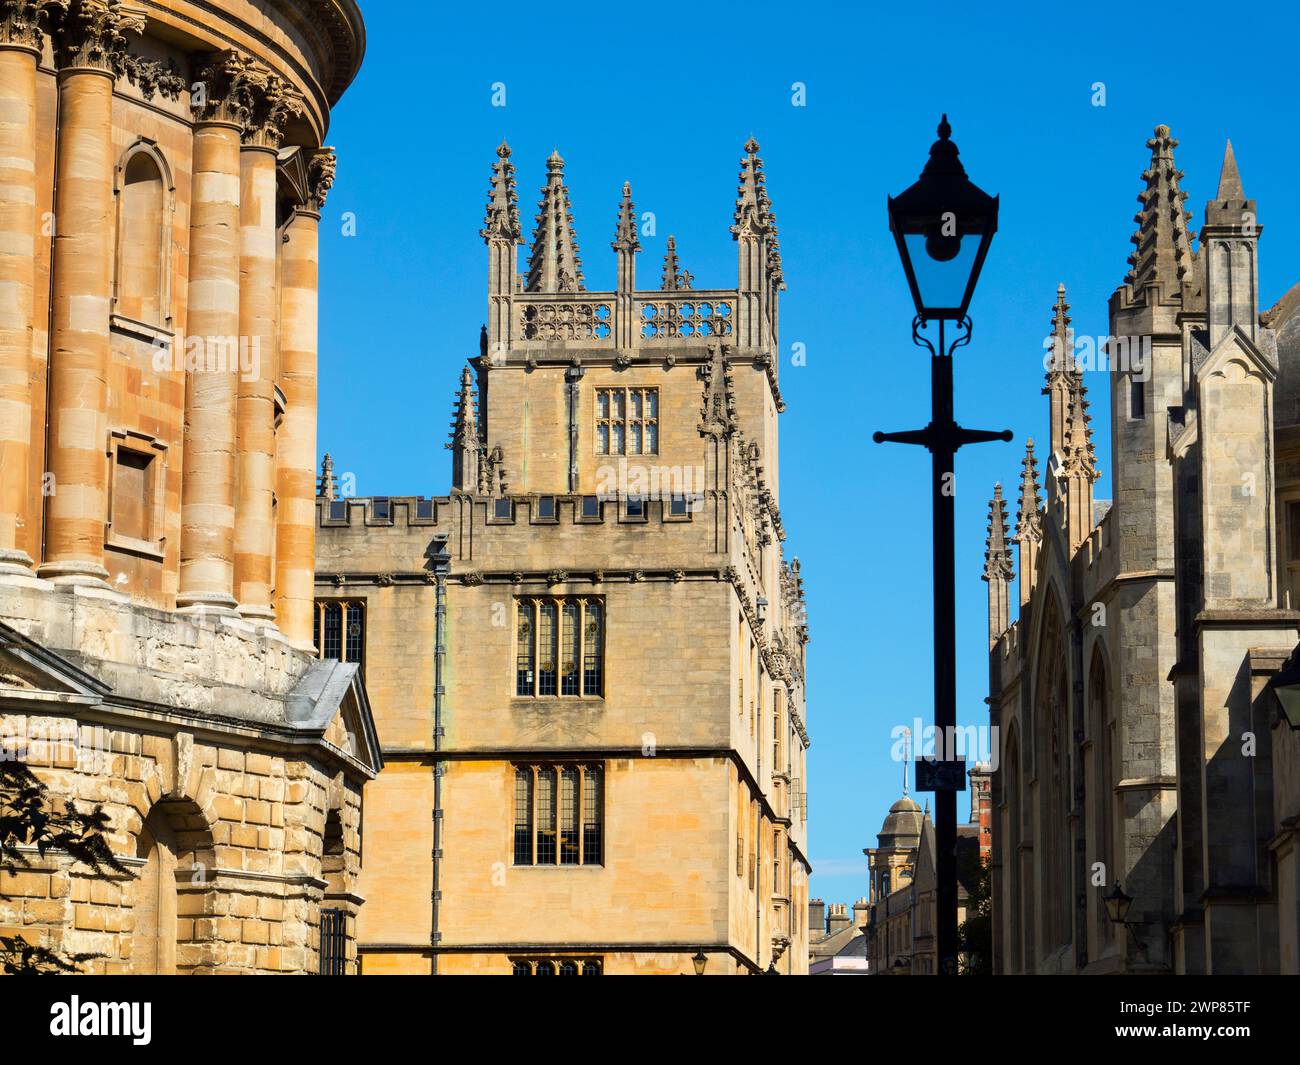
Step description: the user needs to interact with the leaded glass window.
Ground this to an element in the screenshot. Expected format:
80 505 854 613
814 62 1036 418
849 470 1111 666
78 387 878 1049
596 387 659 455
512 764 604 868
514 598 604 699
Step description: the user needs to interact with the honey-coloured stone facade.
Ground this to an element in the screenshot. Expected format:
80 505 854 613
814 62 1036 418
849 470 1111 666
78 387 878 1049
316 142 813 975
0 0 375 975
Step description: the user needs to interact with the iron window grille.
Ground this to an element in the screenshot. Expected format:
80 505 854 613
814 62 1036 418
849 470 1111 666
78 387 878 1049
319 908 347 975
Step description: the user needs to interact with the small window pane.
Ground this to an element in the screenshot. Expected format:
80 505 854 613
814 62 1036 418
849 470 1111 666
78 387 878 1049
581 961 601 976
345 603 364 666
535 961 555 976
323 602 342 660
561 603 579 696
597 423 610 454
416 498 434 519
516 602 534 696
670 495 688 516
494 498 512 520
537 768 557 865
581 496 600 518
559 961 578 975
583 604 603 697
582 767 603 865
645 422 658 454
630 423 642 454
647 391 658 417
538 603 557 696
626 496 644 518
372 497 391 522
513 768 533 865
329 499 347 520
560 767 579 865
538 496 556 519
612 423 625 454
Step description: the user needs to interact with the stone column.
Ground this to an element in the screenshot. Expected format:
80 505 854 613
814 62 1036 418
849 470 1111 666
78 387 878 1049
0 3 42 579
178 51 249 614
39 0 145 588
233 73 299 623
274 149 331 650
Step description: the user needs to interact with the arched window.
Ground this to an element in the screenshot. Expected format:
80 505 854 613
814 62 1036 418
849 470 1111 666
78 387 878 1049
133 809 179 975
115 144 172 327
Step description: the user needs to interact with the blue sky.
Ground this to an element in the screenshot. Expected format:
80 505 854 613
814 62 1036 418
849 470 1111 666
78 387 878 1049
316 0 1300 907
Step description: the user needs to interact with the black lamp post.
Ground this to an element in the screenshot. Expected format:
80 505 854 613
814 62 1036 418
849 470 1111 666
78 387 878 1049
691 950 708 976
875 115 1010 976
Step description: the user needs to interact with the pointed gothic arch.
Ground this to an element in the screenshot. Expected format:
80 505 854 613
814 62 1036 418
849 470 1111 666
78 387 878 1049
1033 590 1072 955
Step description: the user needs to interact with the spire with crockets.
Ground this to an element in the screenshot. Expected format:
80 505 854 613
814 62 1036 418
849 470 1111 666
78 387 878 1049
448 366 483 491
481 140 522 244
1125 124 1194 293
984 484 1014 648
661 235 693 291
1043 283 1076 457
317 453 338 501
1014 440 1042 607
526 150 584 293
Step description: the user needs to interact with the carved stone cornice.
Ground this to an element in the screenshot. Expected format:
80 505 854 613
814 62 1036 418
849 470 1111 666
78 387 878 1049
48 0 141 75
0 0 45 53
191 48 303 145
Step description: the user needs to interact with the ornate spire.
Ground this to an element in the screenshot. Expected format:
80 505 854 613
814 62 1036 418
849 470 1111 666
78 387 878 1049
317 453 338 501
612 180 639 253
1125 124 1194 290
1044 283 1075 387
1043 284 1080 458
983 485 1014 582
661 235 693 291
448 366 483 490
732 137 773 239
1061 373 1099 483
1015 440 1042 543
526 149 584 293
481 140 522 244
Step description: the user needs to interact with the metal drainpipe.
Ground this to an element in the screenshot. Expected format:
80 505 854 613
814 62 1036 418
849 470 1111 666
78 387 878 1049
565 365 584 493
430 537 451 973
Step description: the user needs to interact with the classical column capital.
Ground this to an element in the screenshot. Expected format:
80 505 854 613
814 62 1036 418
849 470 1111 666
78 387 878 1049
47 0 140 74
191 48 303 147
45 0 183 97
0 0 46 53
306 147 335 212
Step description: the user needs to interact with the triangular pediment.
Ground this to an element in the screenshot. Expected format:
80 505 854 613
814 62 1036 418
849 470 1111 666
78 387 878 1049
287 659 383 776
0 621 110 701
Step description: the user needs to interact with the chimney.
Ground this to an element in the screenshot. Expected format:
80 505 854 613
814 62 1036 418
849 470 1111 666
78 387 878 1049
808 898 826 938
852 897 870 934
827 902 851 935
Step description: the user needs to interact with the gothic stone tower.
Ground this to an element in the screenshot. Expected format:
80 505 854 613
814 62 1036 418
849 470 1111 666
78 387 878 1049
985 126 1300 975
314 141 812 975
